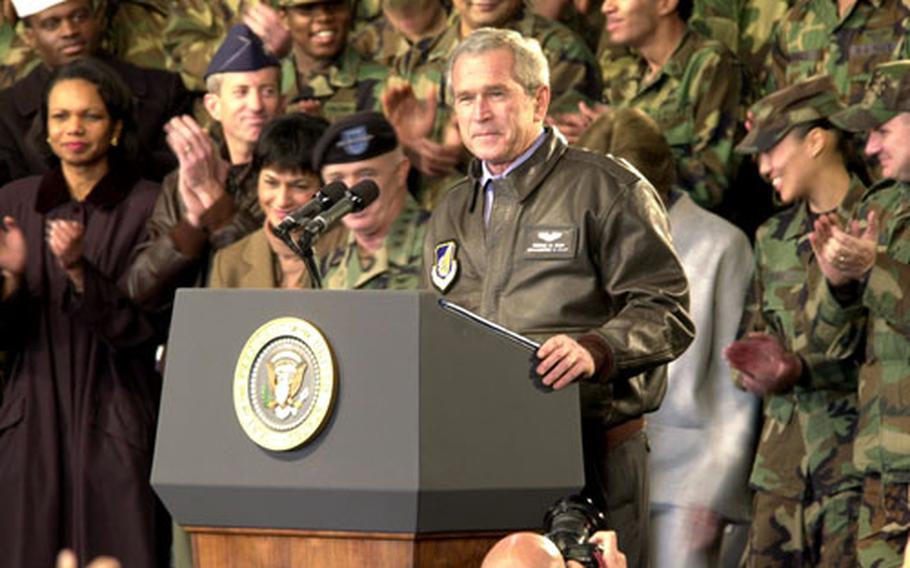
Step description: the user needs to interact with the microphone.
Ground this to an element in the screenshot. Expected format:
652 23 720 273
301 180 380 244
274 180 347 234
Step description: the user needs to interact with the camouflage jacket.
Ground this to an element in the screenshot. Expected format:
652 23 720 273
689 0 795 102
765 0 910 103
351 15 413 67
738 176 867 499
281 45 388 122
351 0 381 32
814 179 910 481
319 194 428 290
602 29 743 211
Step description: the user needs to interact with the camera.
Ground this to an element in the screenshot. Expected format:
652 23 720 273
543 494 607 568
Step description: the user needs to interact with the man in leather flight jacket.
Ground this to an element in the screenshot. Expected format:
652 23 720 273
425 28 694 568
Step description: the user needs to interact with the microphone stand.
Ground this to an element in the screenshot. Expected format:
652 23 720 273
274 227 323 289
296 230 323 290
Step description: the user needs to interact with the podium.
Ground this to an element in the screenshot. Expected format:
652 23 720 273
151 290 583 567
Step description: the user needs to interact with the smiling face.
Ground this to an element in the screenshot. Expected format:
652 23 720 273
600 0 660 48
757 129 816 205
204 67 283 161
23 0 101 68
455 0 523 32
283 0 351 63
258 166 321 228
451 48 549 175
865 113 910 181
46 78 120 169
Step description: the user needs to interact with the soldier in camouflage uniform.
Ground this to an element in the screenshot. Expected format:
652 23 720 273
314 112 427 290
566 0 742 213
726 75 868 567
0 0 170 90
765 0 910 104
809 61 910 568
350 0 449 67
277 0 388 122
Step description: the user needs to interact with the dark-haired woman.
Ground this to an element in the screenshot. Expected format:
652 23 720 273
209 112 329 289
0 58 169 567
725 75 868 567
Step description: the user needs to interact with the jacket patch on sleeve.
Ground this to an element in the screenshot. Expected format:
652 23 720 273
522 225 578 259
431 240 459 292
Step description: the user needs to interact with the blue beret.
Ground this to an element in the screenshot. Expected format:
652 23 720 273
205 24 280 80
313 111 399 170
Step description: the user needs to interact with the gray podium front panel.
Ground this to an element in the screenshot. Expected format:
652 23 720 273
151 290 583 533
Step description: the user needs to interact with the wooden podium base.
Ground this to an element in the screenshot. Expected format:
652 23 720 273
188 527 508 568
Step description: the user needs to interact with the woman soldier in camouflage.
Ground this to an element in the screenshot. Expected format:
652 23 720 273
726 74 871 567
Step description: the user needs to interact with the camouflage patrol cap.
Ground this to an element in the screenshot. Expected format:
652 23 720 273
204 24 280 80
736 75 845 154
314 111 398 170
831 61 910 132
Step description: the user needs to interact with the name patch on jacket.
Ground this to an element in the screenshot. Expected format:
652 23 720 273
522 226 578 259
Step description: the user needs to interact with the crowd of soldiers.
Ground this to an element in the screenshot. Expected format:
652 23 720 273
2 0 910 567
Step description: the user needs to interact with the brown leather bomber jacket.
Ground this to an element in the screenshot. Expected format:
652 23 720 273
423 129 695 427
127 164 262 311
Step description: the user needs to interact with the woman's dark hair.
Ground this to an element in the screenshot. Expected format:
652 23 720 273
251 113 330 176
28 57 140 168
791 119 872 187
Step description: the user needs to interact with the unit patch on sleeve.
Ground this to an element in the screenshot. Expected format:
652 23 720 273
431 240 459 292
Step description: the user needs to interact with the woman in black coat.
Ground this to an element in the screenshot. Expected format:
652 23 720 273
0 57 169 568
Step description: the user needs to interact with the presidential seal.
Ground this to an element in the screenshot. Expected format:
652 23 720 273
233 317 337 451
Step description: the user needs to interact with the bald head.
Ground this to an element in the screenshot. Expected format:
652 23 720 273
482 533 565 568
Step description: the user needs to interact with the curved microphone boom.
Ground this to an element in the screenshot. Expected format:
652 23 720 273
275 180 348 235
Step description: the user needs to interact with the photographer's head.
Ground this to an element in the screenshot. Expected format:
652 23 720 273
481 531 627 568
482 533 564 568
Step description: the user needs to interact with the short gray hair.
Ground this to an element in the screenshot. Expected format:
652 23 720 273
205 73 225 95
446 27 550 98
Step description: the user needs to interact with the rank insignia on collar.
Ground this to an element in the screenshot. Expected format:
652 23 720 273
431 240 459 292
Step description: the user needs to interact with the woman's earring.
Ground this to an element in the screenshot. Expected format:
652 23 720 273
111 135 119 147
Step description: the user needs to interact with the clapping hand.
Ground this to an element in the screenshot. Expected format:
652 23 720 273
725 332 802 395
809 211 878 287
165 115 229 227
546 101 610 145
57 549 120 568
244 3 291 59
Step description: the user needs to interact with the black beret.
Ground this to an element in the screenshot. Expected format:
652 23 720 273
314 111 399 170
205 24 280 80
